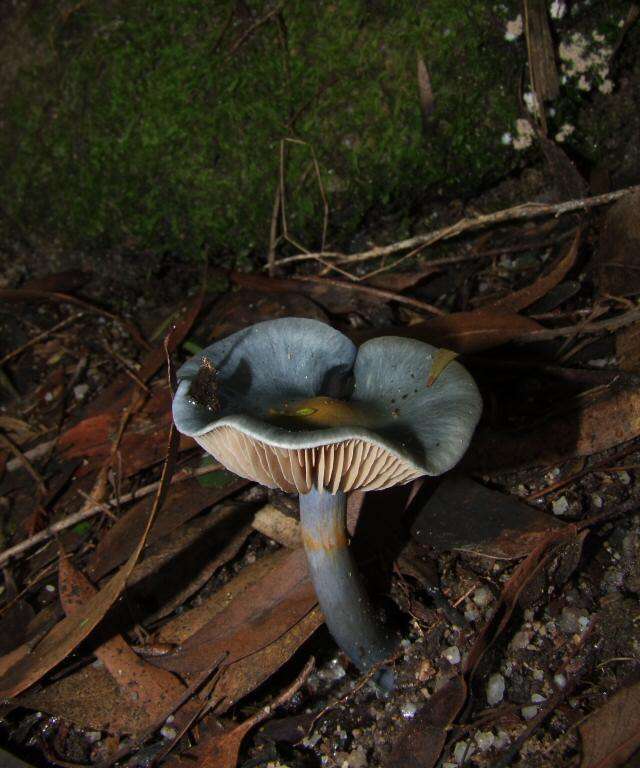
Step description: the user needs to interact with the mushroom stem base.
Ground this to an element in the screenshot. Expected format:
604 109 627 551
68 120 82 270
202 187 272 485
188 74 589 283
299 488 396 689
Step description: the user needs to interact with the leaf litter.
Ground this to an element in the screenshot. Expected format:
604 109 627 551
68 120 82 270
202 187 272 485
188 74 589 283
2 151 640 768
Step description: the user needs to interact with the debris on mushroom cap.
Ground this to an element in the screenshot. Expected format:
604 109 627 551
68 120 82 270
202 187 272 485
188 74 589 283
188 357 220 412
172 318 482 493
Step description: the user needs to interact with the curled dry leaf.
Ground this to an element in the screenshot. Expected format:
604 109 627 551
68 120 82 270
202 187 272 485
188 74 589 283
579 678 640 768
356 310 543 353
486 227 581 313
384 675 467 768
57 554 185 734
0 423 179 700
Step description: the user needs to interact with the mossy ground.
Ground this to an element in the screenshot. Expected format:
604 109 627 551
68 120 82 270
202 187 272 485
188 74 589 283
0 1 633 269
0 1 524 266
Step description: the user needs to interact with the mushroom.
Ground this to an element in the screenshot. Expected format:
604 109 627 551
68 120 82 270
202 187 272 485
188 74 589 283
172 318 482 688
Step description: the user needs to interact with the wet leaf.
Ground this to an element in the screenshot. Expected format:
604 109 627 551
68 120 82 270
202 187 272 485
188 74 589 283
411 474 565 559
579 678 640 768
486 228 581 313
384 675 467 768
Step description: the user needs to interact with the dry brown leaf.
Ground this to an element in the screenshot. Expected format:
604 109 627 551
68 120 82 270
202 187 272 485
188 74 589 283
469 378 640 472
384 675 467 768
163 659 314 768
356 310 543 353
156 548 294 645
579 678 640 768
0 424 178 699
487 228 581 312
616 322 640 372
596 190 640 297
153 547 316 679
87 475 248 580
411 474 565 559
58 555 185 732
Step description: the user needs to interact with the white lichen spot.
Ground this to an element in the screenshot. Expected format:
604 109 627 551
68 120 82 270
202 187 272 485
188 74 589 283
555 123 575 142
523 91 541 116
504 14 523 41
513 118 535 151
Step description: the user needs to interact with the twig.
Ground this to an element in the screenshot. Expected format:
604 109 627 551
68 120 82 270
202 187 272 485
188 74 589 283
519 307 640 342
6 439 57 472
101 343 150 393
227 4 282 58
293 275 446 316
0 433 46 495
270 184 640 269
0 289 150 351
0 462 222 567
0 313 84 366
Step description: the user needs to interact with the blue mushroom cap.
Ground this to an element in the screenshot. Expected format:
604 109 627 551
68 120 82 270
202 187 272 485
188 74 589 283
172 318 482 493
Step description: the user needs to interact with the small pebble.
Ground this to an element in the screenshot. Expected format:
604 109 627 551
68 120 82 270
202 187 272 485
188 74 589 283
592 494 604 509
475 731 495 751
400 701 420 719
486 673 506 705
160 726 177 740
44 584 56 593
554 673 567 689
510 630 532 650
443 646 461 665
522 705 539 720
531 693 546 703
552 496 570 516
472 586 493 607
73 383 89 400
618 471 631 485
453 740 475 764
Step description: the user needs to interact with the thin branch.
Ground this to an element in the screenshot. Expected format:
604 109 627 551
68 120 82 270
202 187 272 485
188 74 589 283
0 313 84 366
269 184 640 270
293 275 446 316
0 462 222 567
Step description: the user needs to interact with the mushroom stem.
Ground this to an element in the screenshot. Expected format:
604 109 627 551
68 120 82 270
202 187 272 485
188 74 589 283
299 487 397 689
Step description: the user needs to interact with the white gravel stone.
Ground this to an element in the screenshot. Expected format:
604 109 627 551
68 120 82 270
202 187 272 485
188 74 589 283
521 705 539 720
592 494 604 509
531 693 546 703
486 673 506 705
554 673 567 689
443 646 461 665
400 701 420 719
475 731 495 751
472 585 493 607
552 496 570 516
73 383 89 400
453 740 476 763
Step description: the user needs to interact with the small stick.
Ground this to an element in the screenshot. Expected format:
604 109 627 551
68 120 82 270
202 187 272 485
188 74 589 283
270 184 640 269
0 462 222 567
0 313 84 366
293 275 446 316
0 433 46 495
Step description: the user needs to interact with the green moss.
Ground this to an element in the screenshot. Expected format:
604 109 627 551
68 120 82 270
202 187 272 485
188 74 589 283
0 1 523 262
